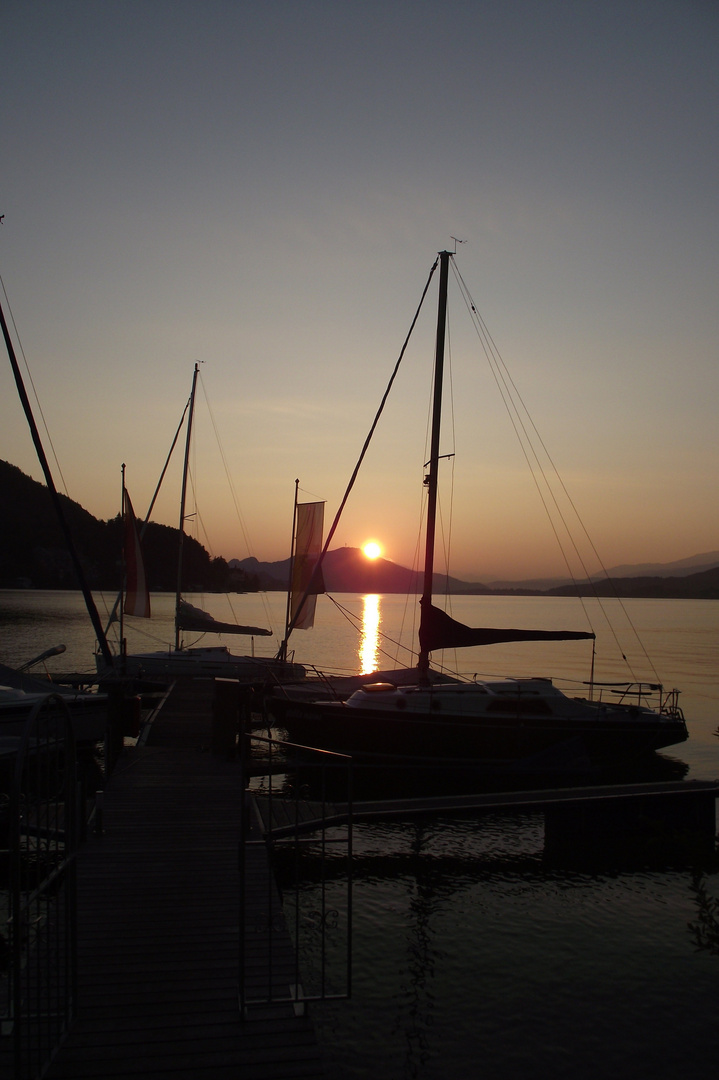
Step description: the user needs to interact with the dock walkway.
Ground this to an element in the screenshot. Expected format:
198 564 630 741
46 679 327 1080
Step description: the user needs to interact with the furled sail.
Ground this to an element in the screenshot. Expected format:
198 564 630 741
290 500 325 630
176 599 271 637
418 600 595 654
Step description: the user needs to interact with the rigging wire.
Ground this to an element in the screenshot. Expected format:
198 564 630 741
284 256 440 642
438 303 456 611
368 265 449 669
104 393 195 648
326 595 419 670
197 369 255 554
193 368 279 636
450 260 660 682
115 365 282 650
390 485 426 670
431 305 461 671
0 270 123 649
0 274 71 499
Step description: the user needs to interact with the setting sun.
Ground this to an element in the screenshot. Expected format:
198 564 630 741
362 541 382 560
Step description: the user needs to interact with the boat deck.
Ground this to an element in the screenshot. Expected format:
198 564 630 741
44 678 327 1080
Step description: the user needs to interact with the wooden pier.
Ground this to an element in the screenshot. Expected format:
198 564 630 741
44 678 327 1080
33 677 718 1080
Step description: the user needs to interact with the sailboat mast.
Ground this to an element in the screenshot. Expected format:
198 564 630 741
120 463 127 654
1 296 115 667
418 249 451 679
175 363 199 651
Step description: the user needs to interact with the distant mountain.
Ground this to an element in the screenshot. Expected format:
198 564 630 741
488 576 573 592
233 549 493 595
592 552 719 579
548 564 719 600
489 552 719 592
3 457 716 599
236 546 719 600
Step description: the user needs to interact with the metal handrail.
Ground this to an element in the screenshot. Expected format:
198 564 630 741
238 729 353 1016
5 693 79 1080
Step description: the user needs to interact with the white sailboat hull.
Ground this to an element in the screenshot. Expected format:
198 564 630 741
99 645 305 684
273 677 688 769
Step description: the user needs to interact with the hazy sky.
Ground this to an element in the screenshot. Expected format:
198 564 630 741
1 0 717 582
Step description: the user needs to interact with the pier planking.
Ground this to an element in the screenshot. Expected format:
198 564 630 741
45 678 326 1080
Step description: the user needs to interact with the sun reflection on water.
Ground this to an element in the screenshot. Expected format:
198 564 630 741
359 594 381 673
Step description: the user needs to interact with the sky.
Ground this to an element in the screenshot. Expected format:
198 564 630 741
1 0 717 584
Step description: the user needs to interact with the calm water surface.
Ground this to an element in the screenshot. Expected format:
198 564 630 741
1 590 718 1078
1 589 715 774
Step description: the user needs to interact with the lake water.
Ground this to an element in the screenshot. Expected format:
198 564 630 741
1 590 718 1077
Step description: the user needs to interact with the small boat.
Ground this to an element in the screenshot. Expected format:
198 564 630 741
97 365 305 686
272 251 688 769
0 658 109 742
116 643 305 683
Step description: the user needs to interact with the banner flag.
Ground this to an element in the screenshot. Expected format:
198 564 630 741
290 500 325 630
123 489 151 619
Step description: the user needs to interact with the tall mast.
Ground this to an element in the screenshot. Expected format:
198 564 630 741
418 249 451 680
175 363 199 651
0 295 115 668
120 463 127 654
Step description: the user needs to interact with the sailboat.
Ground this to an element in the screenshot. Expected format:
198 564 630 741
272 251 688 768
97 365 306 685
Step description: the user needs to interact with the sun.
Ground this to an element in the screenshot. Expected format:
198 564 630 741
362 541 382 560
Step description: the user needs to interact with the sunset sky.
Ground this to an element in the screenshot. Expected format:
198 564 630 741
1 1 717 583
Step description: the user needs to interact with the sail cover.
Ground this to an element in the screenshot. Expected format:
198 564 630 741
123 490 151 619
290 500 325 630
419 601 595 653
177 600 271 637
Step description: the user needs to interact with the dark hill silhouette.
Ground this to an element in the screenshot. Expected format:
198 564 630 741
589 552 719 579
2 458 717 598
0 459 256 592
0 460 115 587
234 548 493 595
548 565 719 600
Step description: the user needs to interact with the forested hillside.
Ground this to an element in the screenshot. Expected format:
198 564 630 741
0 460 257 592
